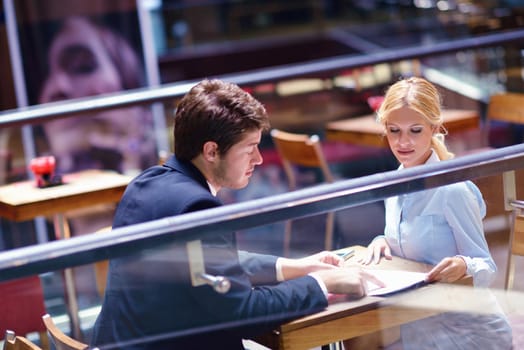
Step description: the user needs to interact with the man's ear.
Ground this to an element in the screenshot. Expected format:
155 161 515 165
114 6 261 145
202 141 219 162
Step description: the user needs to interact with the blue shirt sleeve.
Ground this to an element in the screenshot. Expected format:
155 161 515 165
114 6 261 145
442 182 496 287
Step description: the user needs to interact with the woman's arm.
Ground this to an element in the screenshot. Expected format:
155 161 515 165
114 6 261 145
442 183 496 286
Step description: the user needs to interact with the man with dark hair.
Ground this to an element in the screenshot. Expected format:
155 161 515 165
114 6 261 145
91 79 381 349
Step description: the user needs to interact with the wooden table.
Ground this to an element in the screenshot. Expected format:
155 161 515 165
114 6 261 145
255 246 472 350
325 109 480 148
0 169 132 340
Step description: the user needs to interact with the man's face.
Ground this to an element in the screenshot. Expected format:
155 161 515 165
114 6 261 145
212 129 263 190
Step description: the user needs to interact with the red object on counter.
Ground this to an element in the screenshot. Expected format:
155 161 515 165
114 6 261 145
29 156 61 187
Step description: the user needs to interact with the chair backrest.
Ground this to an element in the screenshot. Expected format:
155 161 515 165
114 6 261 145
3 330 42 350
270 129 334 190
506 201 524 289
460 92 524 153
41 315 87 350
480 92 524 150
0 276 49 350
270 129 335 255
486 92 524 124
464 93 524 222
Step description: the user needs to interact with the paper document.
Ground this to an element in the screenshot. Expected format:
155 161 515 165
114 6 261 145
366 269 428 296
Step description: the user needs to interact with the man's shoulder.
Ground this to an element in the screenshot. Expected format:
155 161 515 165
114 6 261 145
133 164 203 189
123 167 212 210
114 164 217 226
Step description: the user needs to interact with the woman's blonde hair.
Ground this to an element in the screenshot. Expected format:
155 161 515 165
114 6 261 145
376 77 454 160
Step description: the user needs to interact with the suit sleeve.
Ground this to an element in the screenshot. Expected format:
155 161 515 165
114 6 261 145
238 250 279 285
192 204 328 334
195 237 327 336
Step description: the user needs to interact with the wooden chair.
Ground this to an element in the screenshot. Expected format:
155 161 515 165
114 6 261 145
0 277 49 350
41 314 87 350
505 199 524 289
485 92 524 128
504 195 524 349
469 92 524 152
3 330 42 350
453 92 524 154
270 129 335 256
464 93 524 228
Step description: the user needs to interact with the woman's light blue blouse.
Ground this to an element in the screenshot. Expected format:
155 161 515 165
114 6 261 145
381 151 496 287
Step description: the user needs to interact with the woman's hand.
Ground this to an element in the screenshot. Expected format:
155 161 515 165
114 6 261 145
360 237 392 265
426 256 467 283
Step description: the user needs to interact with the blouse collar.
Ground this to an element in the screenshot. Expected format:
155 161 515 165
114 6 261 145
398 149 440 170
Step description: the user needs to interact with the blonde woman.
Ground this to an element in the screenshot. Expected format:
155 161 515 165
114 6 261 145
359 77 512 349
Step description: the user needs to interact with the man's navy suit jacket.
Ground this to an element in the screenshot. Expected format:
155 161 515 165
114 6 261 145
90 156 327 349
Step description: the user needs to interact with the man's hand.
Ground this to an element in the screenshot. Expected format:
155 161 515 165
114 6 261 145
311 267 385 298
280 251 343 280
299 251 344 267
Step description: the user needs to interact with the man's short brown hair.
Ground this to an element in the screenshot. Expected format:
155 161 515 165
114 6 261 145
174 79 270 161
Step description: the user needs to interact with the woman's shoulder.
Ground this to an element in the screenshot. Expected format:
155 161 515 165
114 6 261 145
425 181 482 206
438 181 485 212
440 180 481 196
439 181 472 193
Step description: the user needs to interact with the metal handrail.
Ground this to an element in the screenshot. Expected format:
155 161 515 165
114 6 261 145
510 199 524 210
1 29 524 128
0 143 523 281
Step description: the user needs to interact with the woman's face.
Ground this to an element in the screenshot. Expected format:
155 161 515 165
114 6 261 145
39 17 122 103
385 106 435 168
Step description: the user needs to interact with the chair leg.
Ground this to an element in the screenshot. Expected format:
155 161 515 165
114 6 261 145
505 211 517 289
38 331 51 350
283 220 293 257
506 256 515 290
324 212 335 251
285 212 335 256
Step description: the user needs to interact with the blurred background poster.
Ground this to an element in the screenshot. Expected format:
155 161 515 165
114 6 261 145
0 0 163 246
15 0 159 176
